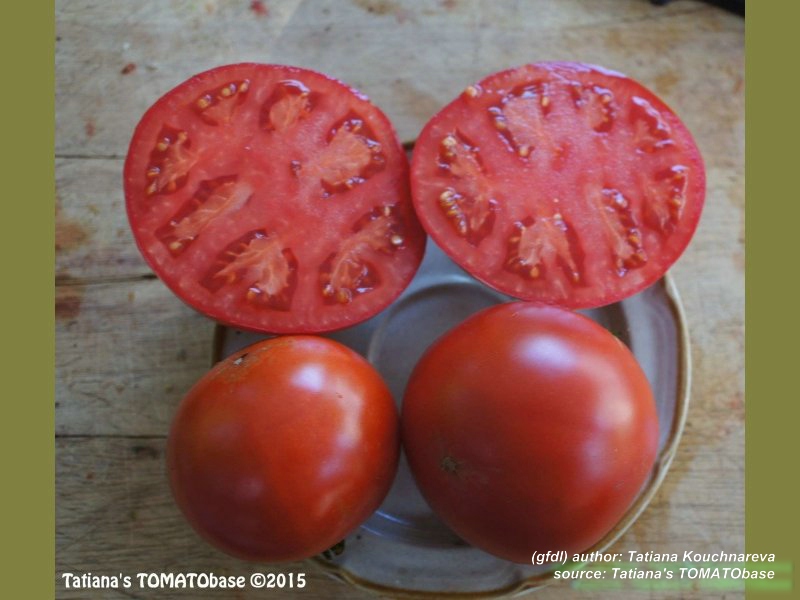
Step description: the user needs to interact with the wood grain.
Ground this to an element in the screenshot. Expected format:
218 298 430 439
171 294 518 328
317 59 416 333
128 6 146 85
56 278 215 436
56 157 149 282
55 434 743 599
55 0 738 153
55 0 745 597
56 436 373 600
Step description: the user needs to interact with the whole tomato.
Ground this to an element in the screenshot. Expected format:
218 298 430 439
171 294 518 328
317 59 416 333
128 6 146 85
167 336 399 562
401 303 659 564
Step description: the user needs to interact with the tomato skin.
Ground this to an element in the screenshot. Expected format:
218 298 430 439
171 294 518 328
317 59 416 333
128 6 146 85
401 303 658 564
167 336 399 562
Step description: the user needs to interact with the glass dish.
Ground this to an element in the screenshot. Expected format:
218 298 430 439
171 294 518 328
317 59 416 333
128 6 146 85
213 240 690 598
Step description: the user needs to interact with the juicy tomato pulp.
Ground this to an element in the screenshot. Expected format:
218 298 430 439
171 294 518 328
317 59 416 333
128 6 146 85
125 64 425 333
411 62 705 308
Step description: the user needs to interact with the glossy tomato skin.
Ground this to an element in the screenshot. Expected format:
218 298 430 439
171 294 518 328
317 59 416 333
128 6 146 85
410 62 705 309
167 336 399 562
125 63 425 334
401 303 658 564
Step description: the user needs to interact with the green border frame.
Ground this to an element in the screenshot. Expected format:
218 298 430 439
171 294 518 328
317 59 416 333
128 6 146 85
1 2 55 598
746 2 797 598
4 1 797 598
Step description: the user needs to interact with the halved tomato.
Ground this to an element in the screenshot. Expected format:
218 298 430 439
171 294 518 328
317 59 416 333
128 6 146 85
124 64 425 333
410 62 704 308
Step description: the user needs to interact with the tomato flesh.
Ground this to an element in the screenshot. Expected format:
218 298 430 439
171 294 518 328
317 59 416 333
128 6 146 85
411 62 704 308
401 303 659 563
168 336 399 562
125 64 425 333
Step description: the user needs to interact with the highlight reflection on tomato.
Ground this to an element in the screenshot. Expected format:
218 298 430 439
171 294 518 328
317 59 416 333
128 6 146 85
167 336 399 562
401 303 659 564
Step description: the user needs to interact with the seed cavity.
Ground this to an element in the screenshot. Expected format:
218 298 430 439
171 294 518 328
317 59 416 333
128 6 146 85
631 96 675 153
318 204 405 304
260 79 313 132
145 126 197 196
504 211 582 294
437 131 497 245
156 176 252 255
570 83 617 133
596 188 647 276
643 165 689 231
201 230 298 312
193 79 250 126
489 82 553 160
489 81 617 163
298 112 386 196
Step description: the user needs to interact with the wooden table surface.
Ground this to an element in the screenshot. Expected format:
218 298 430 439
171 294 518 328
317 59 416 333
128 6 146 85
55 1 744 598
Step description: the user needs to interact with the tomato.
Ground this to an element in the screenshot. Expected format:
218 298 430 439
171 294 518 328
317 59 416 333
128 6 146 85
410 62 704 308
167 336 399 562
125 63 425 334
401 303 659 564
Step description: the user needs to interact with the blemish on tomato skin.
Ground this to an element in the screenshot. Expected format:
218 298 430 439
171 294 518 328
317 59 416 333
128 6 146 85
441 455 460 475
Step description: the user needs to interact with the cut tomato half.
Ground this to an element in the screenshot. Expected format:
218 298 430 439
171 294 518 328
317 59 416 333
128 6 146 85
124 64 425 333
410 62 705 308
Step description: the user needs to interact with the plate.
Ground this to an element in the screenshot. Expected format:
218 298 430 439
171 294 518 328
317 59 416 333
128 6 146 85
212 240 690 598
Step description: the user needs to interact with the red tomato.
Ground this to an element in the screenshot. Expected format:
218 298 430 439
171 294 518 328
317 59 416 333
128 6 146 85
167 336 399 562
125 64 425 334
410 62 704 308
401 303 659 564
